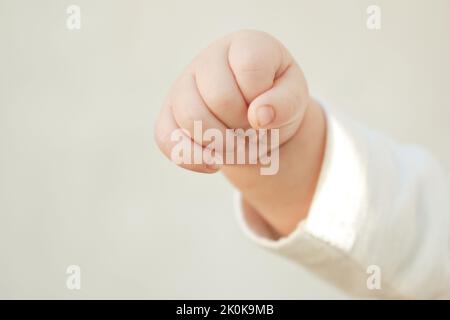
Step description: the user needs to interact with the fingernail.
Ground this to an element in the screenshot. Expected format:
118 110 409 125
256 105 275 127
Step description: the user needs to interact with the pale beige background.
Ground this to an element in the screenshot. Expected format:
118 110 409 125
0 0 449 299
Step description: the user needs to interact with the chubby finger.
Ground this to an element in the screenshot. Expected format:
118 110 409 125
154 102 221 174
228 30 290 103
195 40 250 129
170 71 229 150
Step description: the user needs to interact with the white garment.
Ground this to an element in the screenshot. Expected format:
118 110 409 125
235 102 450 299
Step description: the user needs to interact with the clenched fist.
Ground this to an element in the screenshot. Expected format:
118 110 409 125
154 30 326 236
155 30 310 173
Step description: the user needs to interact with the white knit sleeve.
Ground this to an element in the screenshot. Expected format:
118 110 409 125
235 102 450 299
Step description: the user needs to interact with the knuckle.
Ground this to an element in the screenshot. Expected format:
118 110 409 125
229 31 279 74
231 49 266 73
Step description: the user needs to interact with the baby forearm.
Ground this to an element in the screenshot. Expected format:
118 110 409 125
222 98 327 237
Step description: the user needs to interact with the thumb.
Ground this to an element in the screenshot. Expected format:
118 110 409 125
227 31 309 135
247 62 309 131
